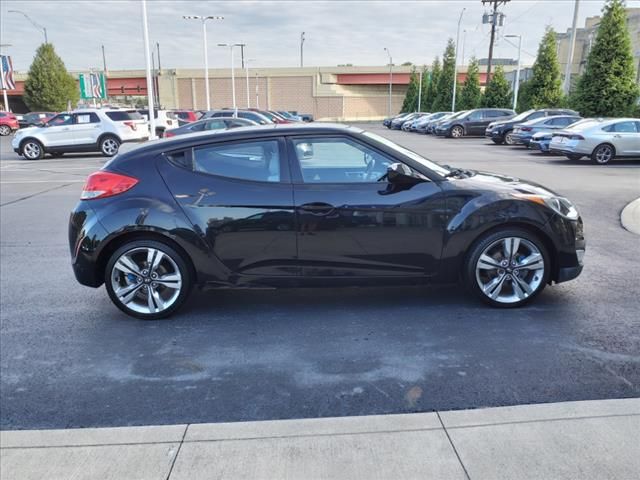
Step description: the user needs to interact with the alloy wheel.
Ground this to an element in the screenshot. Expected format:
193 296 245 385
451 126 463 138
593 145 613 164
475 237 545 304
0 125 10 136
101 137 119 156
23 142 42 160
110 247 183 315
504 132 515 145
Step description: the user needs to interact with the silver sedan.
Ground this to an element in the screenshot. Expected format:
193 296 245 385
549 118 640 164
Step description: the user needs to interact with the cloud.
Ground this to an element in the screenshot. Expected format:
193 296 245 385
1 0 634 72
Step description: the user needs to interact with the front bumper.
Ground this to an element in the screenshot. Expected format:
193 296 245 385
546 213 586 284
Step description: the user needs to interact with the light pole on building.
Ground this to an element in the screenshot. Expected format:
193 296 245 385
505 34 522 110
452 7 465 112
219 43 241 116
183 15 224 110
300 32 305 68
141 0 157 139
383 47 392 117
8 10 47 43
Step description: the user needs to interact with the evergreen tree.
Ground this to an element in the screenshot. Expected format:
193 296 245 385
419 66 430 111
24 44 79 111
573 0 639 116
527 27 563 108
400 67 419 113
457 57 481 110
516 78 534 112
432 39 456 111
482 65 512 108
425 57 441 110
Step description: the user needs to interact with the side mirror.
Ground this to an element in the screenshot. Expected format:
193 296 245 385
386 163 424 184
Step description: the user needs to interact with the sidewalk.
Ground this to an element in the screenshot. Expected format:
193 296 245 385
1 398 639 480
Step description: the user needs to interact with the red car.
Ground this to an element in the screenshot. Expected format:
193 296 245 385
0 111 19 136
171 110 200 125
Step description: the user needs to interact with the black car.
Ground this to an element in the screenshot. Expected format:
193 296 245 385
435 109 515 137
164 117 257 137
69 124 585 319
485 109 580 145
18 112 56 129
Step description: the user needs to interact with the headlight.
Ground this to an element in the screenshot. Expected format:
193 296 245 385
513 194 579 219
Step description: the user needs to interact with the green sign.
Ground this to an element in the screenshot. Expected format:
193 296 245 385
79 73 107 99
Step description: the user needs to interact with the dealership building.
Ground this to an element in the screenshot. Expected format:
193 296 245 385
8 64 524 121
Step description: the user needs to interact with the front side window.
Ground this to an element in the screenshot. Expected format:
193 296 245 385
291 137 394 183
468 111 483 121
76 113 100 124
193 139 280 182
527 111 546 121
48 114 74 126
204 120 227 130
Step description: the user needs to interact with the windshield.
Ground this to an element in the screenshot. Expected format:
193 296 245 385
362 131 450 176
510 109 535 122
447 111 468 120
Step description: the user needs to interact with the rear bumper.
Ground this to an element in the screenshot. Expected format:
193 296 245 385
69 202 109 287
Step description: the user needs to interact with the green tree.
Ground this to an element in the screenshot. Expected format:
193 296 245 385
419 66 430 111
432 39 456 111
425 57 441 110
482 65 512 108
527 27 563 108
24 44 79 111
573 0 640 116
516 78 534 112
400 67 419 113
457 57 481 110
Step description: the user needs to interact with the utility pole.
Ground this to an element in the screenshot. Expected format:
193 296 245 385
452 8 466 112
505 34 522 110
238 43 245 69
101 45 107 75
417 68 423 112
563 0 580 94
156 42 161 72
481 0 510 82
300 32 305 68
384 48 392 117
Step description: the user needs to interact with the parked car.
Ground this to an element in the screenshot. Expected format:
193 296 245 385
435 108 515 138
164 117 258 137
391 112 428 130
172 110 200 126
485 109 580 145
383 113 405 128
549 118 640 164
402 113 430 131
69 123 585 319
17 112 57 129
511 115 583 146
277 111 303 122
138 109 179 137
105 110 148 138
0 111 19 136
248 108 292 124
11 109 147 160
423 112 459 134
411 112 451 133
202 109 273 125
298 113 314 122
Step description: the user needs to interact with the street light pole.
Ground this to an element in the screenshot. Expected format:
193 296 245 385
219 44 240 116
563 0 580 94
417 68 423 112
384 48 392 117
183 15 224 111
300 32 305 68
140 0 156 139
505 34 522 110
8 10 47 43
452 8 465 112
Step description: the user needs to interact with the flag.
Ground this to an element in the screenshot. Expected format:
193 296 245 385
0 55 16 90
79 72 106 99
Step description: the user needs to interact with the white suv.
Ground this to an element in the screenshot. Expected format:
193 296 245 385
137 109 178 137
11 109 148 160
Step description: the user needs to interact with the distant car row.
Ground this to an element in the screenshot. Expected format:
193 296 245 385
384 108 640 165
7 107 313 160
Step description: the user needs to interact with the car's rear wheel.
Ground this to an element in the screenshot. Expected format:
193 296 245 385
591 144 615 165
105 240 193 320
450 126 464 138
0 125 11 136
22 139 44 160
464 228 550 308
100 135 120 157
504 131 516 145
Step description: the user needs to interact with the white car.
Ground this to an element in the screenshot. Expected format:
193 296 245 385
137 109 178 137
11 109 148 160
549 118 640 164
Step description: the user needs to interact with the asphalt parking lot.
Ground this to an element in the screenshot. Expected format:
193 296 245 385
1 124 639 430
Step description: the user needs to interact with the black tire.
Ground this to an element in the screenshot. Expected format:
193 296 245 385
590 144 615 165
21 139 44 160
99 135 120 157
503 130 515 145
492 138 504 145
105 239 193 320
463 227 550 308
0 125 11 136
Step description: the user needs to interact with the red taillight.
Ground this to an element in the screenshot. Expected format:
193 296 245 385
80 171 138 200
164 131 175 138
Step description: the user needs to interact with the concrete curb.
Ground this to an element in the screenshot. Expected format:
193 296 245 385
2 398 639 480
621 198 640 235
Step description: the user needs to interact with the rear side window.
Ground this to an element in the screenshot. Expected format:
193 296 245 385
204 120 227 130
106 111 138 121
193 140 281 182
603 121 638 133
76 113 100 124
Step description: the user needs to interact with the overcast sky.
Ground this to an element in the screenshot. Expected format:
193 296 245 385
1 0 637 73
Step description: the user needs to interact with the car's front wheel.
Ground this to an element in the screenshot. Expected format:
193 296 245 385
591 144 615 165
100 135 120 157
0 125 11 136
21 139 44 160
105 240 193 320
504 131 516 145
450 126 464 138
464 228 550 308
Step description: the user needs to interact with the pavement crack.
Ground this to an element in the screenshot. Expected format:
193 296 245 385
0 183 74 207
165 424 188 480
437 411 472 480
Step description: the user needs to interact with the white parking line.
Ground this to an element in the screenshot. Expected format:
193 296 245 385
1 180 85 184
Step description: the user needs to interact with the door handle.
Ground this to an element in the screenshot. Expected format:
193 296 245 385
299 202 335 215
